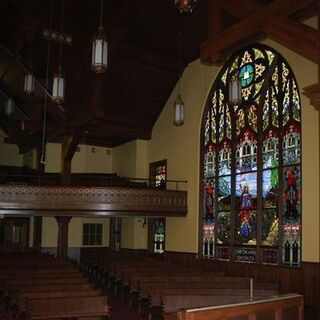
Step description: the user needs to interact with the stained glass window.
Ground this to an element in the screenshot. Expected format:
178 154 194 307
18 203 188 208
200 44 301 267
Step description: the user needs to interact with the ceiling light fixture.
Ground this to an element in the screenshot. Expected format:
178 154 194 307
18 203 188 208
173 23 185 127
24 54 35 95
92 0 108 74
5 98 14 116
174 0 197 13
229 73 242 106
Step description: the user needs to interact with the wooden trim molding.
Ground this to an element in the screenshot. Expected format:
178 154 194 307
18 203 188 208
0 185 187 217
303 83 320 110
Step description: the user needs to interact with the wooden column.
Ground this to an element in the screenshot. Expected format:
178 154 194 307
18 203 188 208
303 81 320 320
55 216 72 258
33 216 42 251
109 217 121 251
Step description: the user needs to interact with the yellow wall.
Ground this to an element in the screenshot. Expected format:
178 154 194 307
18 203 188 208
42 217 110 248
45 143 113 173
112 140 137 177
23 149 37 170
143 29 319 262
0 130 23 166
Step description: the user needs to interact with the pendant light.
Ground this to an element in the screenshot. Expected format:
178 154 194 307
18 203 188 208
5 98 14 116
173 94 185 126
92 0 108 74
24 73 35 95
229 73 242 106
174 0 197 13
52 0 65 104
173 26 185 126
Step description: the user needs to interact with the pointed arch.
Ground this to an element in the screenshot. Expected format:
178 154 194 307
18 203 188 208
200 44 301 267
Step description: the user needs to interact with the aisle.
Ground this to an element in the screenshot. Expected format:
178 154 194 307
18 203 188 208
109 294 146 320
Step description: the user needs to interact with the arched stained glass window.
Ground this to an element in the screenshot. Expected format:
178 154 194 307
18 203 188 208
201 44 301 266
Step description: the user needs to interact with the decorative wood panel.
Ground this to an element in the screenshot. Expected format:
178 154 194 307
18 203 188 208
0 185 187 217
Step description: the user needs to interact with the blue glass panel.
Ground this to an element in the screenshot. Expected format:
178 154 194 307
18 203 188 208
216 211 231 244
239 64 254 87
235 172 257 210
262 169 279 208
235 210 257 245
218 176 231 211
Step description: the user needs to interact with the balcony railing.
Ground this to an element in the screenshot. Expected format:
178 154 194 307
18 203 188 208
0 172 188 218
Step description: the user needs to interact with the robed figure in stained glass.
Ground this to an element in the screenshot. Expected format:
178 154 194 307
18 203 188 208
283 168 299 220
239 184 253 237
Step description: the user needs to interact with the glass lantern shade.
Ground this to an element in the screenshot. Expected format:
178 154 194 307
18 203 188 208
24 73 35 95
173 94 185 126
229 74 242 106
92 29 108 74
5 98 14 116
52 72 65 104
174 0 197 13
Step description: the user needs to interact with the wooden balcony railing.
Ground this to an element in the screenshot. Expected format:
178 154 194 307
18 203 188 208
175 294 303 320
0 185 187 217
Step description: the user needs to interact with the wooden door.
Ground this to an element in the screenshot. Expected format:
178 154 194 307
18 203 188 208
3 218 30 252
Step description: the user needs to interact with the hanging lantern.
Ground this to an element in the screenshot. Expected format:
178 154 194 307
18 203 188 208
229 73 242 106
173 94 185 126
92 27 108 74
174 0 197 13
5 98 14 116
52 71 65 104
24 73 35 95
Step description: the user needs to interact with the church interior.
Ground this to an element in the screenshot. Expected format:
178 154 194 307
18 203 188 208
0 0 319 319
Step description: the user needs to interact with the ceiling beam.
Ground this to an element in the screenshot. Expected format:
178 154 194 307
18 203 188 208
218 0 320 64
201 0 317 65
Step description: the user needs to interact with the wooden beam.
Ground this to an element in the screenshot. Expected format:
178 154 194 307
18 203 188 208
61 130 82 185
201 0 316 65
218 0 320 64
265 18 320 64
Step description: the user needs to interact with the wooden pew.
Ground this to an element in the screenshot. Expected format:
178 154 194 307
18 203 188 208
0 253 111 320
23 296 110 319
171 293 303 320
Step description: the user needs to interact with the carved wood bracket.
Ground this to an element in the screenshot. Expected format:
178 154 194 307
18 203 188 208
0 185 188 217
303 83 320 111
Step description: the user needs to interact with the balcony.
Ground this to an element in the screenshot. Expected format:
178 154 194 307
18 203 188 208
0 169 187 218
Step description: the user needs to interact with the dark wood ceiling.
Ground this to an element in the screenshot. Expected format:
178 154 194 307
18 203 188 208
0 0 317 155
0 0 206 150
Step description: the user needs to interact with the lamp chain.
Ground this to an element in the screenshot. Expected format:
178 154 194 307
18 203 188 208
40 0 54 165
100 0 104 29
178 18 182 95
59 0 64 72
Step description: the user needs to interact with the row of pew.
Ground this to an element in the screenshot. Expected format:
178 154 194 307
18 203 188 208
81 251 283 320
0 252 110 319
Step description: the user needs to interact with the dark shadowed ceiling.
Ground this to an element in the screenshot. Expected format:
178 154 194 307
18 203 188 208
0 0 206 151
1 0 317 154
